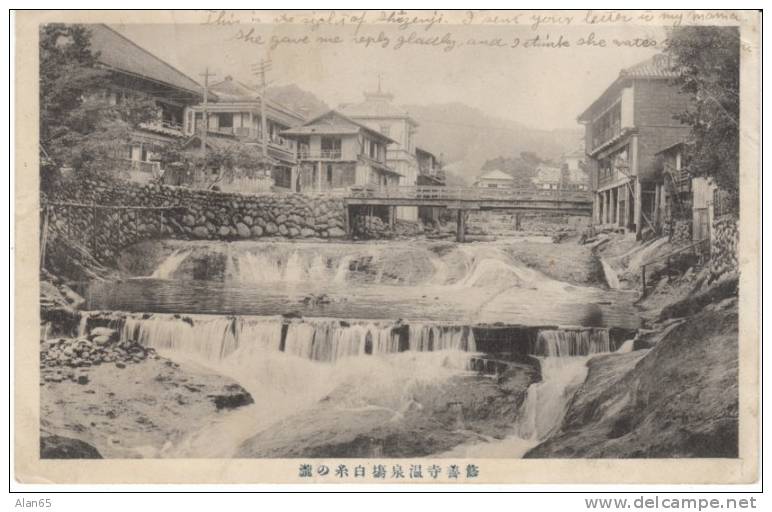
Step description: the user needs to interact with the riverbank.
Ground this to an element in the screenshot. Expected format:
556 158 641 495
40 330 253 458
525 231 740 458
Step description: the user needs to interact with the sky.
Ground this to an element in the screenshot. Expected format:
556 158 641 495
112 19 667 131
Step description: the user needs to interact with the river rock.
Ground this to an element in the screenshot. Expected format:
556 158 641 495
218 226 231 237
193 226 209 238
251 225 263 237
236 222 251 238
210 384 254 410
300 228 315 238
40 434 102 459
328 227 345 238
264 222 278 235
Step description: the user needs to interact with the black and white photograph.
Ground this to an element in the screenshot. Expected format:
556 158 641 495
13 9 760 485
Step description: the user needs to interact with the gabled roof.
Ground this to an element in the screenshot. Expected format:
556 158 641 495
339 91 417 124
281 110 397 144
87 24 203 98
577 54 679 122
209 77 259 102
476 169 514 181
533 166 562 184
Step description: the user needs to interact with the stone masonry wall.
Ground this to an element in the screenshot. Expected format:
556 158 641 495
44 180 347 262
710 214 739 282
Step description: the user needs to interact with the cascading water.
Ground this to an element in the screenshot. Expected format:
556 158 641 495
118 313 480 365
150 249 191 279
74 239 642 458
439 326 611 458
533 328 612 356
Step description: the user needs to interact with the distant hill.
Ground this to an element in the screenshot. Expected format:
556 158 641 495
406 103 583 184
266 84 330 119
265 85 583 185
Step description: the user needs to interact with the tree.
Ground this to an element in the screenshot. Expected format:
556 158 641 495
39 24 158 190
665 27 740 205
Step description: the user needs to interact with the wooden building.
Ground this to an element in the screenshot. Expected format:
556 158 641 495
281 110 401 194
578 54 691 238
87 24 204 182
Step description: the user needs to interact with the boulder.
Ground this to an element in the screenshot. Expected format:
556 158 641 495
89 327 117 342
236 222 251 238
250 225 264 237
328 227 346 238
218 226 231 237
264 222 278 235
40 434 102 459
193 226 209 238
91 335 112 346
278 224 289 236
210 384 254 410
300 228 315 238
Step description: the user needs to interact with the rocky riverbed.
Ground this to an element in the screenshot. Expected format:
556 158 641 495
40 327 253 459
237 358 540 458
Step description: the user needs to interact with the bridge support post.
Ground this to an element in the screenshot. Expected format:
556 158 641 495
456 210 466 243
514 213 521 231
389 206 396 229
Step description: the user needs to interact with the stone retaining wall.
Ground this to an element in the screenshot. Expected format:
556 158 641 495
44 180 346 262
710 214 739 282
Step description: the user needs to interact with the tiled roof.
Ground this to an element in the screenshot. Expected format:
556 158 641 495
477 169 514 181
339 91 416 122
87 24 202 97
578 54 679 122
282 110 397 144
620 54 679 79
533 166 562 184
209 78 259 102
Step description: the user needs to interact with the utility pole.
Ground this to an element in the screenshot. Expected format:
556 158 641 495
199 67 216 157
251 59 272 167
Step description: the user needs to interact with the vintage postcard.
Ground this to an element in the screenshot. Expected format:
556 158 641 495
14 9 760 484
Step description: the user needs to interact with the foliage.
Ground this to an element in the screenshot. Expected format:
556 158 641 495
39 23 158 189
481 151 546 189
158 139 274 188
665 26 740 205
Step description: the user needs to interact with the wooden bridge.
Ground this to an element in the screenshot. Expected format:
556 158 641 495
343 186 593 242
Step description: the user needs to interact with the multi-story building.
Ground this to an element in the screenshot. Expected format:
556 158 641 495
577 54 691 237
339 87 419 220
281 110 401 194
474 169 514 189
415 147 445 223
182 76 305 192
656 141 718 243
531 165 562 190
87 24 204 182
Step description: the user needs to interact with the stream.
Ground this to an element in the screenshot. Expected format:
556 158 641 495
73 237 642 458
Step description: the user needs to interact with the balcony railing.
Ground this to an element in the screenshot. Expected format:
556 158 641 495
347 185 591 202
298 149 343 160
592 122 622 151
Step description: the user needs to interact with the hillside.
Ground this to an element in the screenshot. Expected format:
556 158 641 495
407 103 582 184
265 85 583 185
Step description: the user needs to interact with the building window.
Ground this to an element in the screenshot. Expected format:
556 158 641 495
327 165 333 185
321 137 341 158
219 113 233 129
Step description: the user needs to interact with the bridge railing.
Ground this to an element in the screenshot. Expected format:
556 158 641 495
347 185 591 202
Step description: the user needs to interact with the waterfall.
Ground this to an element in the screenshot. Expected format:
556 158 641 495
151 249 191 279
514 356 590 441
117 314 478 366
533 328 611 356
408 324 476 352
333 255 353 283
600 258 621 290
284 320 400 362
